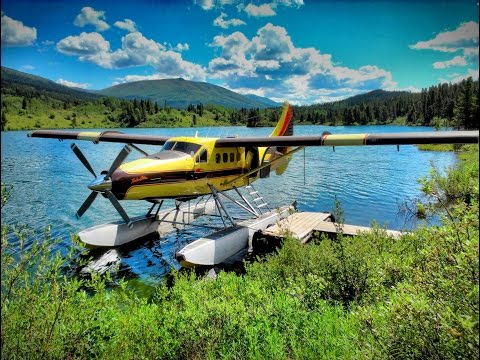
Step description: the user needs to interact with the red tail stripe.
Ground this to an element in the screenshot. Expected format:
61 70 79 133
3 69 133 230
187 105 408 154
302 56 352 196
278 105 293 136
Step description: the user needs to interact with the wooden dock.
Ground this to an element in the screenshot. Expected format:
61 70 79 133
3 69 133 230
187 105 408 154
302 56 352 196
261 211 405 243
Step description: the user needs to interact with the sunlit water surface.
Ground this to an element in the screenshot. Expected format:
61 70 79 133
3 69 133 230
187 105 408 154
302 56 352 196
1 125 457 284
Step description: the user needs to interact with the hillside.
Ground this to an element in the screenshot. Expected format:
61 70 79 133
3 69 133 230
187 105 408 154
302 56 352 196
1 67 100 103
97 78 275 109
333 89 411 106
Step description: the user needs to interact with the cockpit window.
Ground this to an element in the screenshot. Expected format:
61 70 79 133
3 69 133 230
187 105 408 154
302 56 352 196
160 141 201 156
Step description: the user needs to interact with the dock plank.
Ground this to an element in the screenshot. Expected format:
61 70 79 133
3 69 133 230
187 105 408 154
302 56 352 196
261 211 405 243
262 212 333 243
313 222 404 239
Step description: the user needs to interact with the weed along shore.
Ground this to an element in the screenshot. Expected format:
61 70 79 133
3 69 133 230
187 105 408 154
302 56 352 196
1 145 478 359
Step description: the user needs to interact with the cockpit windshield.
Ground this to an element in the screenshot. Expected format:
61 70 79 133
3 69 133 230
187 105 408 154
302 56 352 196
160 141 201 157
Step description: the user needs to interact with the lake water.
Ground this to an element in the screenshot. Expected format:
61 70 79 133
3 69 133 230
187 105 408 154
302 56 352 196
1 125 457 284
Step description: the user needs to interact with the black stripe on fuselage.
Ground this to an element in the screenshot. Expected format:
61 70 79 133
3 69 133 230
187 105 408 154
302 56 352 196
112 168 244 199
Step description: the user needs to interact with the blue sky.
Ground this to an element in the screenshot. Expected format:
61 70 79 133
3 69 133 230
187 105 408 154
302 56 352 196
1 0 478 105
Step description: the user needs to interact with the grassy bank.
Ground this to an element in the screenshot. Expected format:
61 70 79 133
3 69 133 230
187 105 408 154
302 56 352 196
1 95 235 131
1 146 478 359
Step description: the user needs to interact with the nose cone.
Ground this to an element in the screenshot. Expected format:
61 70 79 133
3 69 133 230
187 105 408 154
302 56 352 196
88 175 112 192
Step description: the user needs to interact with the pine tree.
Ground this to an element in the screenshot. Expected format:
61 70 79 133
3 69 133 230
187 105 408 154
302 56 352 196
454 77 476 130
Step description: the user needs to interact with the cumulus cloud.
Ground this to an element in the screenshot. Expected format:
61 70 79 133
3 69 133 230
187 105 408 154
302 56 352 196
244 3 276 17
208 23 395 104
174 43 189 52
196 0 215 10
56 32 110 56
410 21 479 56
195 0 236 10
114 19 137 32
439 68 479 84
56 30 206 81
57 78 90 89
213 12 246 29
74 7 110 32
1 13 37 47
250 23 294 61
433 55 467 69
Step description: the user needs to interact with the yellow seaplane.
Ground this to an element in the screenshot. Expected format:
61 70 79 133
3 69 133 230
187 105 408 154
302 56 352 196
29 101 479 233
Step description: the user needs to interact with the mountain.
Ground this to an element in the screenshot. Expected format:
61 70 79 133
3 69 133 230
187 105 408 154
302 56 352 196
1 66 100 102
244 94 281 107
335 89 411 106
97 78 275 109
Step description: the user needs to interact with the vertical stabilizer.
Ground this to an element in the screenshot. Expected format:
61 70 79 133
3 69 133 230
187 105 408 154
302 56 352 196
270 101 293 137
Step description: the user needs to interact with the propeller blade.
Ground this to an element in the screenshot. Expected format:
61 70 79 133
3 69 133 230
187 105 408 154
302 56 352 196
71 143 97 178
76 191 98 219
105 190 133 228
106 145 132 179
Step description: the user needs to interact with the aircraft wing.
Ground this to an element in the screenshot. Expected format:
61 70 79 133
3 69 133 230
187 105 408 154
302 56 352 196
28 130 170 145
215 131 479 147
28 129 479 147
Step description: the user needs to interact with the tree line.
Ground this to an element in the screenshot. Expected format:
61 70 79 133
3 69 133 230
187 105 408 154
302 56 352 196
1 75 478 131
292 77 478 130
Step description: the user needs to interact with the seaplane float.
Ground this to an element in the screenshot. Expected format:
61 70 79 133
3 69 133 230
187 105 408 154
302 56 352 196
28 101 479 267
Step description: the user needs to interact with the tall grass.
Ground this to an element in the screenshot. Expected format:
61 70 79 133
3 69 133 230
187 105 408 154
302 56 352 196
1 146 478 359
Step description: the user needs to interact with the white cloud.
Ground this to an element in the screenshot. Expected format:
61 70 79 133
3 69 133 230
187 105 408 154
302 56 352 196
56 32 110 57
196 0 215 10
22 64 35 70
74 7 109 32
174 43 190 52
213 12 246 29
250 23 294 61
276 0 304 7
115 74 166 83
1 13 37 47
439 68 479 84
56 30 206 80
410 21 479 56
244 3 277 17
195 0 235 10
153 51 206 80
208 23 395 104
57 78 90 89
114 19 137 32
433 55 467 69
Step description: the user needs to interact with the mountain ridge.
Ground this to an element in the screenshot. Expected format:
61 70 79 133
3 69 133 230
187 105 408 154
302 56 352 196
1 66 279 109
96 78 277 109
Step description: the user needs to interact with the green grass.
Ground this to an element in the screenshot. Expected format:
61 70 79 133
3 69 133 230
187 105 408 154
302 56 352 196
1 95 233 131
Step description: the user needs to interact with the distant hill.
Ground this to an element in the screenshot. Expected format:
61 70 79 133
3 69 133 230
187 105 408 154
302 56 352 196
333 89 411 106
244 94 281 107
1 66 100 102
97 78 275 109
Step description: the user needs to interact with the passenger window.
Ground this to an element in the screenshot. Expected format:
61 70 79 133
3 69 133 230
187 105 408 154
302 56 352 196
223 153 228 163
215 154 220 163
198 149 207 163
236 152 240 161
230 153 234 162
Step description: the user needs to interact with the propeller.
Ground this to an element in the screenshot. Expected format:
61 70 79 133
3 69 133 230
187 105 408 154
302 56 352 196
71 143 133 228
71 143 96 178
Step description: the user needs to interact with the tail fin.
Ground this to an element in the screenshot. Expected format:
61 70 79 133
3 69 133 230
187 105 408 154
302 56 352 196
259 101 294 177
270 101 293 137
